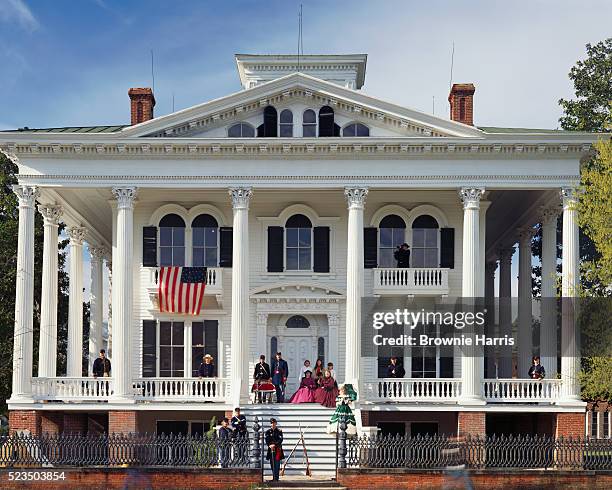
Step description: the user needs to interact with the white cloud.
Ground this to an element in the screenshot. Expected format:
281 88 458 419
0 0 39 31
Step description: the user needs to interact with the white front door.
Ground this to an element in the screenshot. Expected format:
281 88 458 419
281 336 316 395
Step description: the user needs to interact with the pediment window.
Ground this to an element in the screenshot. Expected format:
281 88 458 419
228 122 255 137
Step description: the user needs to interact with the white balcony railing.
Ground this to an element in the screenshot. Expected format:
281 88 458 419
32 377 114 401
133 377 230 402
364 378 462 402
373 267 449 295
483 378 562 403
147 267 223 309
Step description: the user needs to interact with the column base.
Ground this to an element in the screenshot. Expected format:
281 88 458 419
458 396 486 406
557 397 587 409
110 395 136 404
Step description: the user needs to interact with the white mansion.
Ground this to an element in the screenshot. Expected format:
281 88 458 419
1 54 601 439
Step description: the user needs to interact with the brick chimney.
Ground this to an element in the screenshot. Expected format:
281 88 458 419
448 83 475 126
128 88 156 125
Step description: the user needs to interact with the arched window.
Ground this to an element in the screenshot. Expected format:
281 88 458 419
286 315 310 329
318 106 335 137
279 109 293 137
317 337 325 365
192 214 219 267
259 106 278 137
411 215 439 268
285 214 312 270
270 336 278 361
302 109 316 137
342 123 370 137
228 122 255 137
379 214 406 268
159 214 186 266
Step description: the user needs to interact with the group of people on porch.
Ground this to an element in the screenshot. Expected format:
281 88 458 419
252 352 339 408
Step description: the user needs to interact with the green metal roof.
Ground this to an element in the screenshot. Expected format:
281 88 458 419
478 126 592 135
2 125 128 133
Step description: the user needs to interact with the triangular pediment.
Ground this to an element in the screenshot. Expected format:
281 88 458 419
118 73 483 139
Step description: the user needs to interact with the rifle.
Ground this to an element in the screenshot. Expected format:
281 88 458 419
281 424 312 477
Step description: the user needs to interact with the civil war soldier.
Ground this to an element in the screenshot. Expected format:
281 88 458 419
265 418 284 482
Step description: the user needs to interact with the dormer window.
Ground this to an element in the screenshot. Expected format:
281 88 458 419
279 109 293 137
318 106 336 137
258 106 278 137
228 122 255 137
303 109 316 137
342 123 370 137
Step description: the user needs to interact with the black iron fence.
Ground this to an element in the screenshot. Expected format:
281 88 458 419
0 432 254 468
341 433 612 470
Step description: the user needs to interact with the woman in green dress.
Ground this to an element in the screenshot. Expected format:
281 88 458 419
326 384 357 436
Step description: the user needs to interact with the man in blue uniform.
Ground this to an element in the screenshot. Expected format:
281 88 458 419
265 418 284 481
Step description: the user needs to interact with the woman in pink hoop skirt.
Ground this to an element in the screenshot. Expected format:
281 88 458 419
289 370 316 403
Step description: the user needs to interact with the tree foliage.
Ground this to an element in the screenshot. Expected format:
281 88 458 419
559 38 612 133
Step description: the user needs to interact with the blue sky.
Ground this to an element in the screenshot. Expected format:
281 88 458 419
1 0 611 130
1 0 609 308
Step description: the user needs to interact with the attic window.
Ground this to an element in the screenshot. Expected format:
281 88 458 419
303 109 316 137
279 109 293 137
260 106 278 137
318 106 335 137
342 123 370 137
228 123 255 137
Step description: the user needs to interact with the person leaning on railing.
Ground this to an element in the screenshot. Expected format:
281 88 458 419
198 354 216 377
92 349 111 377
528 356 546 379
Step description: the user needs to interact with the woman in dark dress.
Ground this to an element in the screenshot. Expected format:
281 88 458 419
313 359 324 384
314 369 339 408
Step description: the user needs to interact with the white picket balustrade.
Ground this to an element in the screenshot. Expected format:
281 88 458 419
483 378 562 402
373 267 449 295
32 377 114 401
364 378 462 402
133 377 229 402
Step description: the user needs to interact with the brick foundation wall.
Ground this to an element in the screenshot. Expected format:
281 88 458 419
458 411 486 437
338 469 612 489
0 467 261 489
9 410 41 436
108 411 139 434
555 412 586 438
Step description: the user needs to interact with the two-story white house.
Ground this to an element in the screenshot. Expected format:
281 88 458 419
2 53 601 443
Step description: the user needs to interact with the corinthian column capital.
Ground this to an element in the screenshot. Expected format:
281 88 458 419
68 226 87 245
38 204 63 225
13 185 39 208
539 204 561 226
89 245 108 262
498 247 515 265
517 225 536 244
229 187 253 209
561 187 580 207
459 187 485 209
111 186 138 209
344 187 368 208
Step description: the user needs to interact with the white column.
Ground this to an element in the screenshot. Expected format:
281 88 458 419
229 187 252 405
344 187 368 391
327 313 340 376
88 246 106 374
10 185 39 401
67 226 86 377
517 226 535 379
560 188 582 405
106 259 112 359
540 206 559 376
256 313 268 361
111 187 138 400
37 204 63 378
497 247 515 378
459 187 485 404
478 201 491 296
484 260 498 378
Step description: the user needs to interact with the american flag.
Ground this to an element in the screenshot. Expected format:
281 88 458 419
158 267 207 315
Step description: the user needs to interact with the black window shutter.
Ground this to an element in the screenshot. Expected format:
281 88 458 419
364 227 378 268
142 319 157 378
267 226 284 272
439 356 454 378
219 227 233 267
142 226 157 267
313 226 330 273
440 228 455 269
